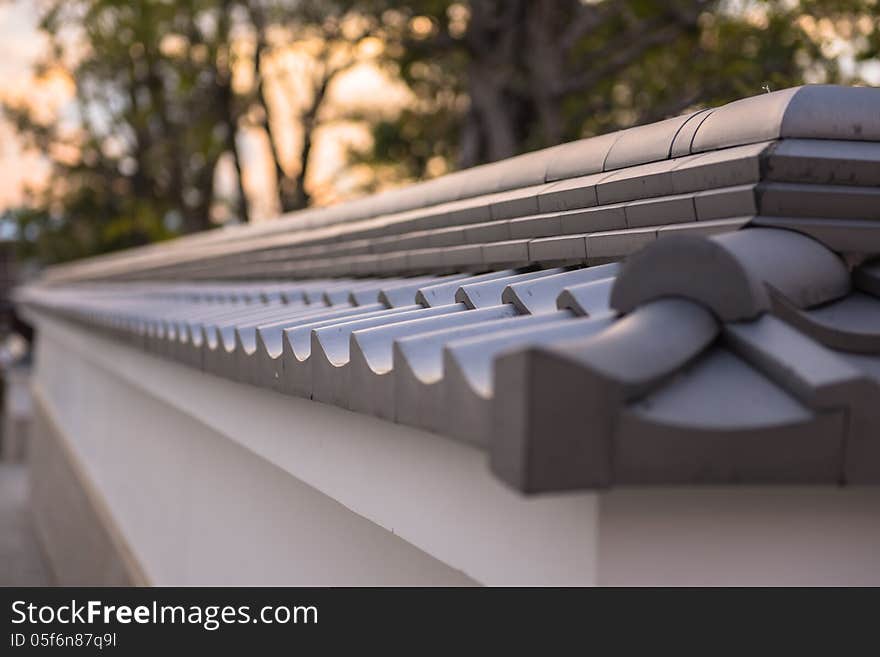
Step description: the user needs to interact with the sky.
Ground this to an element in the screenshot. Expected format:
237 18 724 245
0 1 51 212
0 0 411 222
2 1 878 221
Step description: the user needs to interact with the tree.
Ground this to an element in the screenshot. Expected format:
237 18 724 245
3 0 378 263
4 0 247 260
358 0 878 178
243 0 381 212
5 0 879 264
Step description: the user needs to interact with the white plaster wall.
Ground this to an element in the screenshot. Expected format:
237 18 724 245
31 315 600 586
36 313 880 586
597 487 880 586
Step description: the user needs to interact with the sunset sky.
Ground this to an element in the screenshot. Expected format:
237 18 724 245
2 1 878 222
0 0 413 222
0 1 51 211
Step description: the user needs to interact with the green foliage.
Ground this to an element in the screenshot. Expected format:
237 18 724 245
5 0 240 265
4 0 879 266
5 0 387 265
356 0 878 179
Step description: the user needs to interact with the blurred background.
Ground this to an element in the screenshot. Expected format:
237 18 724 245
0 0 878 586
0 0 878 267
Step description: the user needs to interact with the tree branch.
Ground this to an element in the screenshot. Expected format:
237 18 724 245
557 20 689 96
560 0 615 53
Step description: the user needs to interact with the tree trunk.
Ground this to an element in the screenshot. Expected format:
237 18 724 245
284 68 333 212
288 121 313 211
524 0 570 146
249 18 293 217
467 68 519 162
182 157 217 234
461 0 528 163
229 134 250 223
457 105 483 169
215 57 249 223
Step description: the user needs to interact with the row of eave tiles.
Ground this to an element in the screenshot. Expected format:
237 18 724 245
19 227 880 492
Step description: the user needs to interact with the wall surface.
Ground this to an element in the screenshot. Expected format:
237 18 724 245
30 314 599 586
2 366 32 462
597 487 880 586
29 312 880 586
30 398 140 586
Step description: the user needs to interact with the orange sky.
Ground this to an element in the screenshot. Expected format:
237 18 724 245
2 1 878 220
0 0 413 222
0 1 51 211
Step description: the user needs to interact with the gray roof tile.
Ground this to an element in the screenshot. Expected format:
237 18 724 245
279 305 422 398
454 268 567 309
348 304 513 420
393 310 573 433
415 269 519 308
669 108 713 157
584 226 657 262
481 239 531 265
19 85 880 495
750 216 880 254
462 220 512 244
443 314 613 444
488 185 546 220
624 193 696 228
536 174 601 213
544 132 619 182
501 263 619 315
311 304 461 406
508 214 563 240
490 298 718 491
616 349 845 484
758 182 880 220
604 112 703 171
765 139 880 186
378 274 467 308
655 216 750 239
694 184 757 220
610 228 851 321
772 291 880 354
555 277 616 316
691 85 880 152
527 235 588 264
